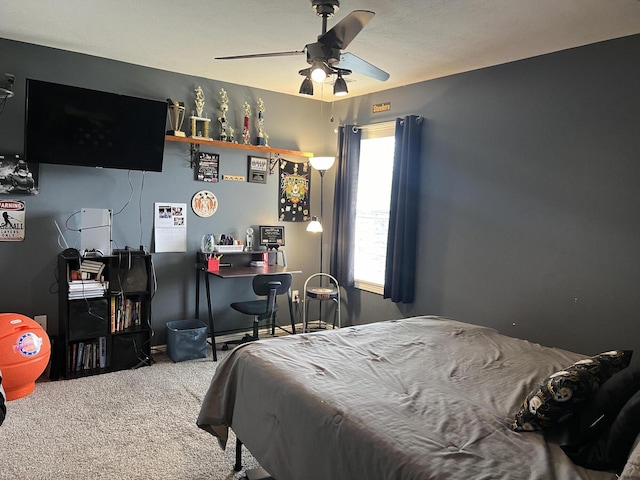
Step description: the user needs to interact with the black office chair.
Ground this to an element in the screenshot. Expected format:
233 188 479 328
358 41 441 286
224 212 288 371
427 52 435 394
229 273 293 344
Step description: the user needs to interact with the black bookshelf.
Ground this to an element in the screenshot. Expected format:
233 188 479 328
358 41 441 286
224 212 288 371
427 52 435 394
57 251 153 379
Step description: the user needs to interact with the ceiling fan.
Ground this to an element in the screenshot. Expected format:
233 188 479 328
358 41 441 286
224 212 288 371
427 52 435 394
215 0 389 97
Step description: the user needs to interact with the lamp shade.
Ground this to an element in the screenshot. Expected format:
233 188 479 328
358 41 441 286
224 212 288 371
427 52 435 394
334 74 348 96
299 76 314 96
309 156 335 172
306 216 323 233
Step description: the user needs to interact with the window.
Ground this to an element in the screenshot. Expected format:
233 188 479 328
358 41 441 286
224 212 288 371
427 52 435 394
353 122 396 294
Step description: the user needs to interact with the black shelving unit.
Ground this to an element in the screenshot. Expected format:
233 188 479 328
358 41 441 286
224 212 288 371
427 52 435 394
57 251 153 379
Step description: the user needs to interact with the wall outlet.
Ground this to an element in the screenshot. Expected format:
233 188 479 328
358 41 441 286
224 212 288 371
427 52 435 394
34 314 47 331
292 290 300 303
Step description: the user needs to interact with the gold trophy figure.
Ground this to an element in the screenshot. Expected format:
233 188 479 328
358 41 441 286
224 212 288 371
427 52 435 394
190 86 212 139
256 98 267 146
218 88 229 142
195 86 205 117
228 126 236 143
242 101 251 145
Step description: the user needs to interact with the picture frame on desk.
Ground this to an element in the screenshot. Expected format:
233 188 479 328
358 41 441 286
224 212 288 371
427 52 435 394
248 155 268 184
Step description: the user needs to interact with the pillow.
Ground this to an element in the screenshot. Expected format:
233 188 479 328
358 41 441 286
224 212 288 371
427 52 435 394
511 350 632 432
547 362 640 446
562 389 640 473
0 368 6 426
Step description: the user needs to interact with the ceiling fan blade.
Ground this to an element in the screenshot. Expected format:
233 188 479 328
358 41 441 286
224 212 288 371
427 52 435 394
335 52 390 81
215 50 305 60
318 10 374 50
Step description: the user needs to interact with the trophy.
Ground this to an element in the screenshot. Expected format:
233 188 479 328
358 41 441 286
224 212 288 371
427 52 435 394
189 86 212 139
246 227 254 251
242 101 251 145
218 88 229 142
228 126 236 143
166 99 186 137
256 98 267 146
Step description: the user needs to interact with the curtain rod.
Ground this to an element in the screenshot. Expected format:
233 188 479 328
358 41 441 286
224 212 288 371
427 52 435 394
349 116 424 132
351 120 396 132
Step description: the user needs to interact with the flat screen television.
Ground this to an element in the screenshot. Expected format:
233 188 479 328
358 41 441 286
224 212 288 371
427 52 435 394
24 79 167 172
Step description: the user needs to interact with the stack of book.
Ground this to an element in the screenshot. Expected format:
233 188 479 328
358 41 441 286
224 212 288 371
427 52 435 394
69 337 107 372
68 260 107 299
68 280 106 299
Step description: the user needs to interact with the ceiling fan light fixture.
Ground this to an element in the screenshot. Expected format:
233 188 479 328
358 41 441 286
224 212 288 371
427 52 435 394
299 75 314 96
310 63 327 83
334 72 348 96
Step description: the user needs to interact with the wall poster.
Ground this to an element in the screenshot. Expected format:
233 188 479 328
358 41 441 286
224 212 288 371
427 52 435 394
196 152 219 183
0 199 25 241
279 158 310 222
0 154 39 195
153 202 187 252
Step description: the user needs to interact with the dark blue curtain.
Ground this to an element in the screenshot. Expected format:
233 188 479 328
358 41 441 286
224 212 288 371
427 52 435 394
383 115 423 303
329 125 361 287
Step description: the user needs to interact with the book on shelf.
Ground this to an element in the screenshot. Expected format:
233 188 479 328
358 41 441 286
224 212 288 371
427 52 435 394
110 296 142 332
69 340 102 372
80 259 105 276
99 336 107 369
75 342 84 372
68 278 107 299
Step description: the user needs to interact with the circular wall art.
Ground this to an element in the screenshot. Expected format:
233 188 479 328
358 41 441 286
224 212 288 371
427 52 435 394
192 190 218 217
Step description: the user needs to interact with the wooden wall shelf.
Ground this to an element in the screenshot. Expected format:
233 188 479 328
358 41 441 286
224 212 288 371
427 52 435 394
165 135 314 158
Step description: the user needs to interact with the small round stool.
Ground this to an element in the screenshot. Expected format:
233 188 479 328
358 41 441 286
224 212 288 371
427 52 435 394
303 273 341 333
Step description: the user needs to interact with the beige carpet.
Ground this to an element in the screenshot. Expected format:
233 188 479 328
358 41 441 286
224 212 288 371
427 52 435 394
0 347 261 479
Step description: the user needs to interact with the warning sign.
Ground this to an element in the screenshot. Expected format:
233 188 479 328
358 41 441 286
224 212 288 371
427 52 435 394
0 200 25 241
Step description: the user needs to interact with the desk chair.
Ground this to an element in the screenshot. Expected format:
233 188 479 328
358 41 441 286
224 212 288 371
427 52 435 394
229 273 293 345
303 273 341 333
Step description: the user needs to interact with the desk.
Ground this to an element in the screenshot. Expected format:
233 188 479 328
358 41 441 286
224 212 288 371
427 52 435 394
195 252 301 361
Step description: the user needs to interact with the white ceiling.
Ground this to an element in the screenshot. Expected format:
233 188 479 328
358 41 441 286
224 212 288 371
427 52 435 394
1 0 640 101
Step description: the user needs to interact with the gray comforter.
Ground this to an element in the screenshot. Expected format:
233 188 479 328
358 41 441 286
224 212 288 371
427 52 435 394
197 316 618 479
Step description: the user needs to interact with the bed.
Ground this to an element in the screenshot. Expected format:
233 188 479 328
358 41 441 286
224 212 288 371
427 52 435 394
197 316 640 479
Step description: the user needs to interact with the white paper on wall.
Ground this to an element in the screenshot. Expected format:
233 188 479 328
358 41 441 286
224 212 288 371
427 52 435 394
153 202 187 252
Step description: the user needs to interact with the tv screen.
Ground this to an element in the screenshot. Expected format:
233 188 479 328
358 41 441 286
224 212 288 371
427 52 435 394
24 79 166 172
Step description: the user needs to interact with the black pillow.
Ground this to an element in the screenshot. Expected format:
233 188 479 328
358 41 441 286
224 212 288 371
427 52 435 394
550 363 640 446
563 389 640 473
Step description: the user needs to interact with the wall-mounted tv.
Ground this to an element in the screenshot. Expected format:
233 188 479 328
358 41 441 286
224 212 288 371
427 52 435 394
24 79 167 172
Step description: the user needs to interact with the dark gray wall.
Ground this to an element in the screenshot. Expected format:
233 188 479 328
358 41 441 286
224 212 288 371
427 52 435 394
2 35 640 356
334 34 640 355
0 39 327 344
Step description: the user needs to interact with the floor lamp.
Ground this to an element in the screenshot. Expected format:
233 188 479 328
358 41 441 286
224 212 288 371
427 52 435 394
306 156 335 327
307 156 335 267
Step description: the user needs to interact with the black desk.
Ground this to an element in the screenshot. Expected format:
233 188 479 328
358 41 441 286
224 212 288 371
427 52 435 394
195 252 300 361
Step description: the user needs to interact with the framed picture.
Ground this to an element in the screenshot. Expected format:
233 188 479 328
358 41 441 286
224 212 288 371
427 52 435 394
259 225 285 247
196 152 219 183
248 155 268 184
0 154 39 195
